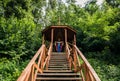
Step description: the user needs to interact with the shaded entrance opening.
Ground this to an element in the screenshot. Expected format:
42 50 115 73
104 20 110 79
42 25 76 52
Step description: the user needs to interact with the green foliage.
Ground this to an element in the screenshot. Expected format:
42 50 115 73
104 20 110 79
82 37 106 52
0 17 41 59
0 58 29 81
106 0 120 8
88 58 120 81
3 0 32 18
109 26 120 55
85 0 99 15
0 0 120 81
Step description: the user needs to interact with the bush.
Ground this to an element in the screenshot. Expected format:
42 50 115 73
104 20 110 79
82 37 106 52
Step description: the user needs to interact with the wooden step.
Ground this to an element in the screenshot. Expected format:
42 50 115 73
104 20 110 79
51 54 66 56
49 63 69 65
36 73 82 81
49 64 69 67
43 70 74 73
49 60 68 62
36 52 82 81
50 60 68 62
37 73 80 76
49 62 68 64
52 52 66 54
36 77 82 81
50 56 67 58
50 58 67 60
51 55 66 56
48 65 69 68
48 68 69 70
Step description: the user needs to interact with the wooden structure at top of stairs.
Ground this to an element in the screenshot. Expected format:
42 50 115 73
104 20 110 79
17 25 101 81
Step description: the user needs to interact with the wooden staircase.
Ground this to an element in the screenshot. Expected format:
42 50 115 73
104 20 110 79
36 52 82 81
17 26 101 81
17 44 101 81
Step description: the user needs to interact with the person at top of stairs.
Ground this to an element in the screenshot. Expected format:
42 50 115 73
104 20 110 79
55 38 64 52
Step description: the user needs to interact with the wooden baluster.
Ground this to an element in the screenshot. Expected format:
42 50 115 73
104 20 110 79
80 63 85 81
25 71 31 81
82 63 86 81
51 29 54 43
69 57 72 70
73 34 77 71
89 71 95 81
26 66 33 81
41 47 45 70
84 64 91 81
46 43 52 70
42 34 45 44
31 65 35 81
73 47 77 72
65 28 67 54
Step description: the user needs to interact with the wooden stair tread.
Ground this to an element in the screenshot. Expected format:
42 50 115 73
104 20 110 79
48 66 69 68
52 52 66 54
48 68 69 70
50 59 67 62
43 70 73 73
36 52 82 81
37 73 80 76
48 67 69 68
49 64 69 65
36 77 82 80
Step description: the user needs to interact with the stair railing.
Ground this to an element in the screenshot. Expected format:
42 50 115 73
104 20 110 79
74 45 101 81
17 44 49 81
66 42 101 81
66 42 76 71
43 43 53 70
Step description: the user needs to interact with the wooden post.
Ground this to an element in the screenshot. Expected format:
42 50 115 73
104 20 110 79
73 34 77 71
74 34 76 45
65 29 67 44
42 34 45 44
65 28 67 57
65 28 68 60
51 29 54 43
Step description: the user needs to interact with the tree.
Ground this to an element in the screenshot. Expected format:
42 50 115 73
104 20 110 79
4 0 32 18
106 0 120 8
85 0 99 15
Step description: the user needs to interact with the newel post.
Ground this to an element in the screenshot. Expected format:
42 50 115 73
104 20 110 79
42 34 45 44
65 28 67 52
74 34 76 45
51 29 54 43
65 29 67 43
73 34 77 72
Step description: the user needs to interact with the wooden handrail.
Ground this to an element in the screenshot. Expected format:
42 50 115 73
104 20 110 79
66 43 76 71
17 44 49 81
18 42 101 81
74 45 101 81
43 43 53 69
66 42 101 81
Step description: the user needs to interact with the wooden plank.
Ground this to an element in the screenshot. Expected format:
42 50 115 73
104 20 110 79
74 45 101 81
43 70 73 73
17 45 45 81
74 34 76 45
33 63 43 73
51 25 76 33
51 29 54 43
36 77 82 80
42 34 45 44
37 73 80 76
45 43 53 70
65 29 67 43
